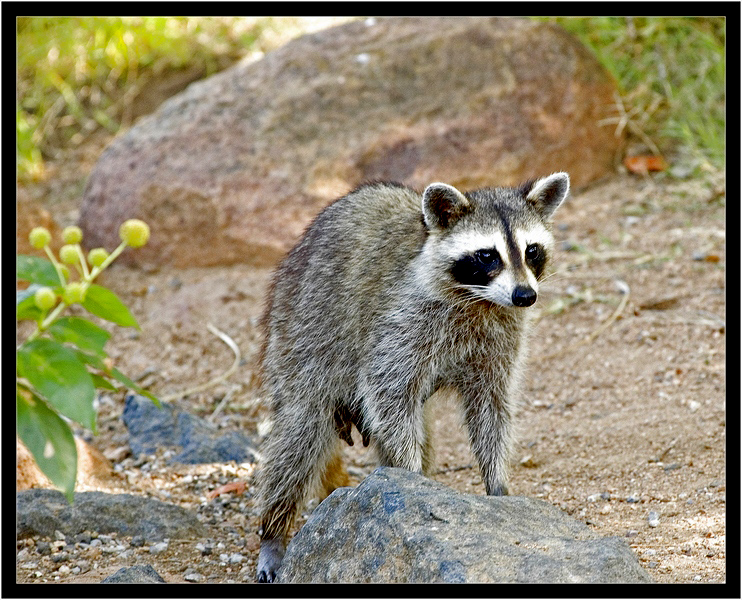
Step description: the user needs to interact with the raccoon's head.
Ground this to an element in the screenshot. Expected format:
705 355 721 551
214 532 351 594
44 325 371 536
421 172 569 308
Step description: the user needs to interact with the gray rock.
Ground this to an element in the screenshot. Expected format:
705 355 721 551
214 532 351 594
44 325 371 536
277 467 653 583
101 565 166 584
122 394 257 464
16 489 207 542
79 17 621 269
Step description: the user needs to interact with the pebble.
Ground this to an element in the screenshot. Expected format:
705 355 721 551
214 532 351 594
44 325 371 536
75 532 92 544
694 575 702 581
627 493 641 503
130 535 146 547
229 553 244 565
53 530 66 541
36 541 51 555
648 511 660 527
184 572 204 582
57 565 70 576
195 543 213 556
149 541 168 554
586 493 600 503
688 400 701 412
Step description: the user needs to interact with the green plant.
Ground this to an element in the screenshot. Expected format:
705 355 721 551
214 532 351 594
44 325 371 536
16 219 158 502
541 17 725 171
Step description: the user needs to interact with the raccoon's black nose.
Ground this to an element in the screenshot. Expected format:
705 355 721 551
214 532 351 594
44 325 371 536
512 285 537 307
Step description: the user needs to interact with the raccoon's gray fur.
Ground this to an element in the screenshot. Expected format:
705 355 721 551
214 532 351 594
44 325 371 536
255 173 570 582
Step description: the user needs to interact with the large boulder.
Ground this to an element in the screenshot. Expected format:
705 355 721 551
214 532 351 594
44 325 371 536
80 17 621 268
277 467 652 583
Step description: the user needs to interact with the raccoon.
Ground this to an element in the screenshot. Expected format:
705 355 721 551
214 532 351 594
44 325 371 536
255 172 570 582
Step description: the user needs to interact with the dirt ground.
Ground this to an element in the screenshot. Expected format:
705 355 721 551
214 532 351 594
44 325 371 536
16 132 726 585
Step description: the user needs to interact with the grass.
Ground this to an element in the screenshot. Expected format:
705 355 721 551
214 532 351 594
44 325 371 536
16 17 725 181
542 17 725 173
16 17 354 181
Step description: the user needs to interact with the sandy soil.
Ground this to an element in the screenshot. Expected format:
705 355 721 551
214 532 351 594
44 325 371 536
16 138 726 584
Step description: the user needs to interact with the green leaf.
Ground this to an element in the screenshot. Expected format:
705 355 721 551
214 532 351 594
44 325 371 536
47 317 111 358
82 284 139 328
17 386 77 503
90 373 117 391
17 339 97 431
72 348 106 371
17 254 61 286
109 367 160 406
17 284 44 320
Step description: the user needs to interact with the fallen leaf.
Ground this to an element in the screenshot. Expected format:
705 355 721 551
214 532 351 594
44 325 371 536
206 481 246 499
624 155 668 174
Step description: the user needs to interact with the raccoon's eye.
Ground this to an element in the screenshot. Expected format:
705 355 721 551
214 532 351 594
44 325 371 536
475 249 499 265
525 244 542 261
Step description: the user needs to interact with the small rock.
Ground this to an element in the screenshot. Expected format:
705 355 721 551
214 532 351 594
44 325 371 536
627 493 641 503
586 494 600 503
57 565 71 575
694 575 702 581
195 542 212 556
229 553 244 564
688 400 701 412
53 530 66 541
600 492 611 501
184 572 204 582
600 505 612 515
663 463 682 472
130 535 145 547
75 532 92 544
101 565 166 584
36 541 51 555
77 560 91 574
647 511 660 527
149 541 168 554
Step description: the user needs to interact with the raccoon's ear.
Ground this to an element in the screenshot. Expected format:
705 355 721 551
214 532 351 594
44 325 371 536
525 172 570 220
422 183 470 230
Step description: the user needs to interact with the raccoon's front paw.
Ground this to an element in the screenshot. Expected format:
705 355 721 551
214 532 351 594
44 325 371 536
256 538 285 583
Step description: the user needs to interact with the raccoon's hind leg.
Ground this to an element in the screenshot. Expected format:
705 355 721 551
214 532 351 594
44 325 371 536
319 444 350 499
256 404 337 583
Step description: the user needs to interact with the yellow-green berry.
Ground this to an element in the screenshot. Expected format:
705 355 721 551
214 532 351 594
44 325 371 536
59 244 80 265
29 227 51 249
34 287 57 311
62 225 83 244
88 247 109 267
63 282 86 304
119 219 150 248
